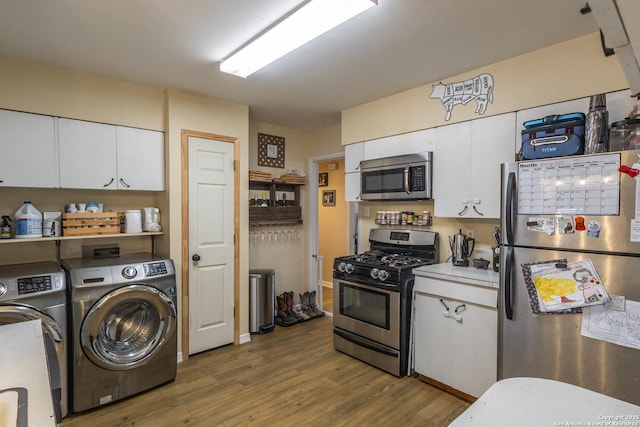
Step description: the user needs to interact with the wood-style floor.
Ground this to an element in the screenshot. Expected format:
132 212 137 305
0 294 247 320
61 316 469 427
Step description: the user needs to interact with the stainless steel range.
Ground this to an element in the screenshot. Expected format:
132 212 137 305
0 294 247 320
333 228 438 376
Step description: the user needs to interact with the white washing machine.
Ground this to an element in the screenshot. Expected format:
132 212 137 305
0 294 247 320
62 253 177 413
0 261 68 423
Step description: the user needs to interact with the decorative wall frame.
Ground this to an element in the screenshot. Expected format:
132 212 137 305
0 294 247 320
258 133 285 168
322 190 336 206
318 172 328 187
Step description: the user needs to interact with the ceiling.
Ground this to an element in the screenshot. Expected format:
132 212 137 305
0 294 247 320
0 0 600 130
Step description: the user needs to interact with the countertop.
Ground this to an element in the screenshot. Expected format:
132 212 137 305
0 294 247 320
450 377 640 426
413 262 500 288
0 320 56 427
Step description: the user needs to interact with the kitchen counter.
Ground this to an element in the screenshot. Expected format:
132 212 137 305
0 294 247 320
450 377 640 426
413 262 499 288
0 320 56 427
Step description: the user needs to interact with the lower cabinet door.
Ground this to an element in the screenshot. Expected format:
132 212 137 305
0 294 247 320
413 291 497 398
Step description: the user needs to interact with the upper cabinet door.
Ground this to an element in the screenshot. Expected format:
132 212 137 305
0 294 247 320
470 113 516 218
116 127 164 191
344 142 364 173
0 110 57 188
434 121 473 217
59 118 118 189
434 113 516 219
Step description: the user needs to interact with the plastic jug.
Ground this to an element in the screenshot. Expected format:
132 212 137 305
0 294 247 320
15 201 43 238
124 210 142 233
143 207 161 232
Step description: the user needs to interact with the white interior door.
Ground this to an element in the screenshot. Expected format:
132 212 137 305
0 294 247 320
188 136 235 355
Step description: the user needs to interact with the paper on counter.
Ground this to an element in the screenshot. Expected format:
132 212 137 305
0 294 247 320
581 298 640 350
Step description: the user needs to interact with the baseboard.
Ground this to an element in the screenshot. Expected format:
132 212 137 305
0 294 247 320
239 332 252 344
322 280 333 289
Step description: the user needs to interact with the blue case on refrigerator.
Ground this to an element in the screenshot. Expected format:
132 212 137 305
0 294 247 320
520 112 586 160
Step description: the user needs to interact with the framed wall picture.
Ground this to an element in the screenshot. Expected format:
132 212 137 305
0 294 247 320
258 133 285 168
318 172 328 187
322 190 336 206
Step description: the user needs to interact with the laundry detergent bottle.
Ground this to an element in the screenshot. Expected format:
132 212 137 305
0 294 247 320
15 201 43 238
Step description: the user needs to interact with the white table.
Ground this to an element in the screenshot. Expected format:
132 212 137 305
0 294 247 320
0 320 56 427
450 377 640 426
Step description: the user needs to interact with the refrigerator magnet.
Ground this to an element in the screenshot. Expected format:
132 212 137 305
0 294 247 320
575 216 586 231
586 220 601 237
558 215 574 234
630 219 640 242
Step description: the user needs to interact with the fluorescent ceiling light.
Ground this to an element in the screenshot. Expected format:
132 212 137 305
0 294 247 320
220 0 377 78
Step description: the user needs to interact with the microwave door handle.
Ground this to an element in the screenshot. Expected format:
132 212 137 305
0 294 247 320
404 167 410 194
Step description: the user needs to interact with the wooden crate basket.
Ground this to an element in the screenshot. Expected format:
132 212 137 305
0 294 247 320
62 212 120 236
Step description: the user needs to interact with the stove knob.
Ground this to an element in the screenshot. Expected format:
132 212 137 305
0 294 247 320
345 263 355 274
122 266 138 279
378 270 390 281
370 268 379 279
338 262 347 273
0 282 6 296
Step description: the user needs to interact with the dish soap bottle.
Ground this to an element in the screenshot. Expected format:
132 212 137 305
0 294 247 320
0 215 11 239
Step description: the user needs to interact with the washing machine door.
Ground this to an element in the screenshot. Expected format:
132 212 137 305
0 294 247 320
81 284 176 370
0 304 64 422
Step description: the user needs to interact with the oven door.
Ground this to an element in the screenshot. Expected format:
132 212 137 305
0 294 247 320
333 278 400 349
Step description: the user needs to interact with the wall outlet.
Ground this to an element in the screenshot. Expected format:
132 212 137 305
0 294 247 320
465 230 474 239
363 206 370 217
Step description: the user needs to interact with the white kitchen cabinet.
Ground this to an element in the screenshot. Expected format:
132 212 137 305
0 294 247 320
434 113 516 218
59 118 118 189
412 264 499 399
363 128 435 160
344 172 361 202
0 109 58 188
344 142 364 201
59 118 164 191
344 142 364 173
116 126 165 191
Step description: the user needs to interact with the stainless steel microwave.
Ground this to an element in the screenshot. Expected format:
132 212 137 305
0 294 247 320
359 152 432 200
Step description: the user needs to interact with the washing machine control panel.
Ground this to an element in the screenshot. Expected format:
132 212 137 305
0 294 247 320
17 275 53 295
144 262 168 277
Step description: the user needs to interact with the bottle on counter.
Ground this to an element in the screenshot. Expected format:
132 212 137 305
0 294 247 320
15 201 43 239
1 215 11 239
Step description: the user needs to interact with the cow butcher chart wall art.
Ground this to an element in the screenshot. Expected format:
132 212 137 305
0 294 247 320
430 73 494 121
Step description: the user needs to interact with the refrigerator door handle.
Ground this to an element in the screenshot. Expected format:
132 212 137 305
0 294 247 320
505 246 514 320
505 171 516 245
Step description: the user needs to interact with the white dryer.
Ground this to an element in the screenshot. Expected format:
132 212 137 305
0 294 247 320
62 253 177 413
0 261 68 422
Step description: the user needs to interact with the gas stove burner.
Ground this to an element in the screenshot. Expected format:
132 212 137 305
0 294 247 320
379 254 428 268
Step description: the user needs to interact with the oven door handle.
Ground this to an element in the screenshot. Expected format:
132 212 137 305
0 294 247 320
334 328 399 358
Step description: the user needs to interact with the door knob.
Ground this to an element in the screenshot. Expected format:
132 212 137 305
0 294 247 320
192 254 201 261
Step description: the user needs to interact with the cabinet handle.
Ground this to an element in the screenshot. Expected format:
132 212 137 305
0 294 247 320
103 178 114 188
439 299 450 317
119 178 131 188
192 254 201 262
457 205 468 216
454 304 466 322
472 205 485 216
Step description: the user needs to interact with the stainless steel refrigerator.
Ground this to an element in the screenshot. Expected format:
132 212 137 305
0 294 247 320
499 150 640 406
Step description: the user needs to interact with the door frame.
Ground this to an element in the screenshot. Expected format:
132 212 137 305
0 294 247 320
181 129 240 361
308 152 356 312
